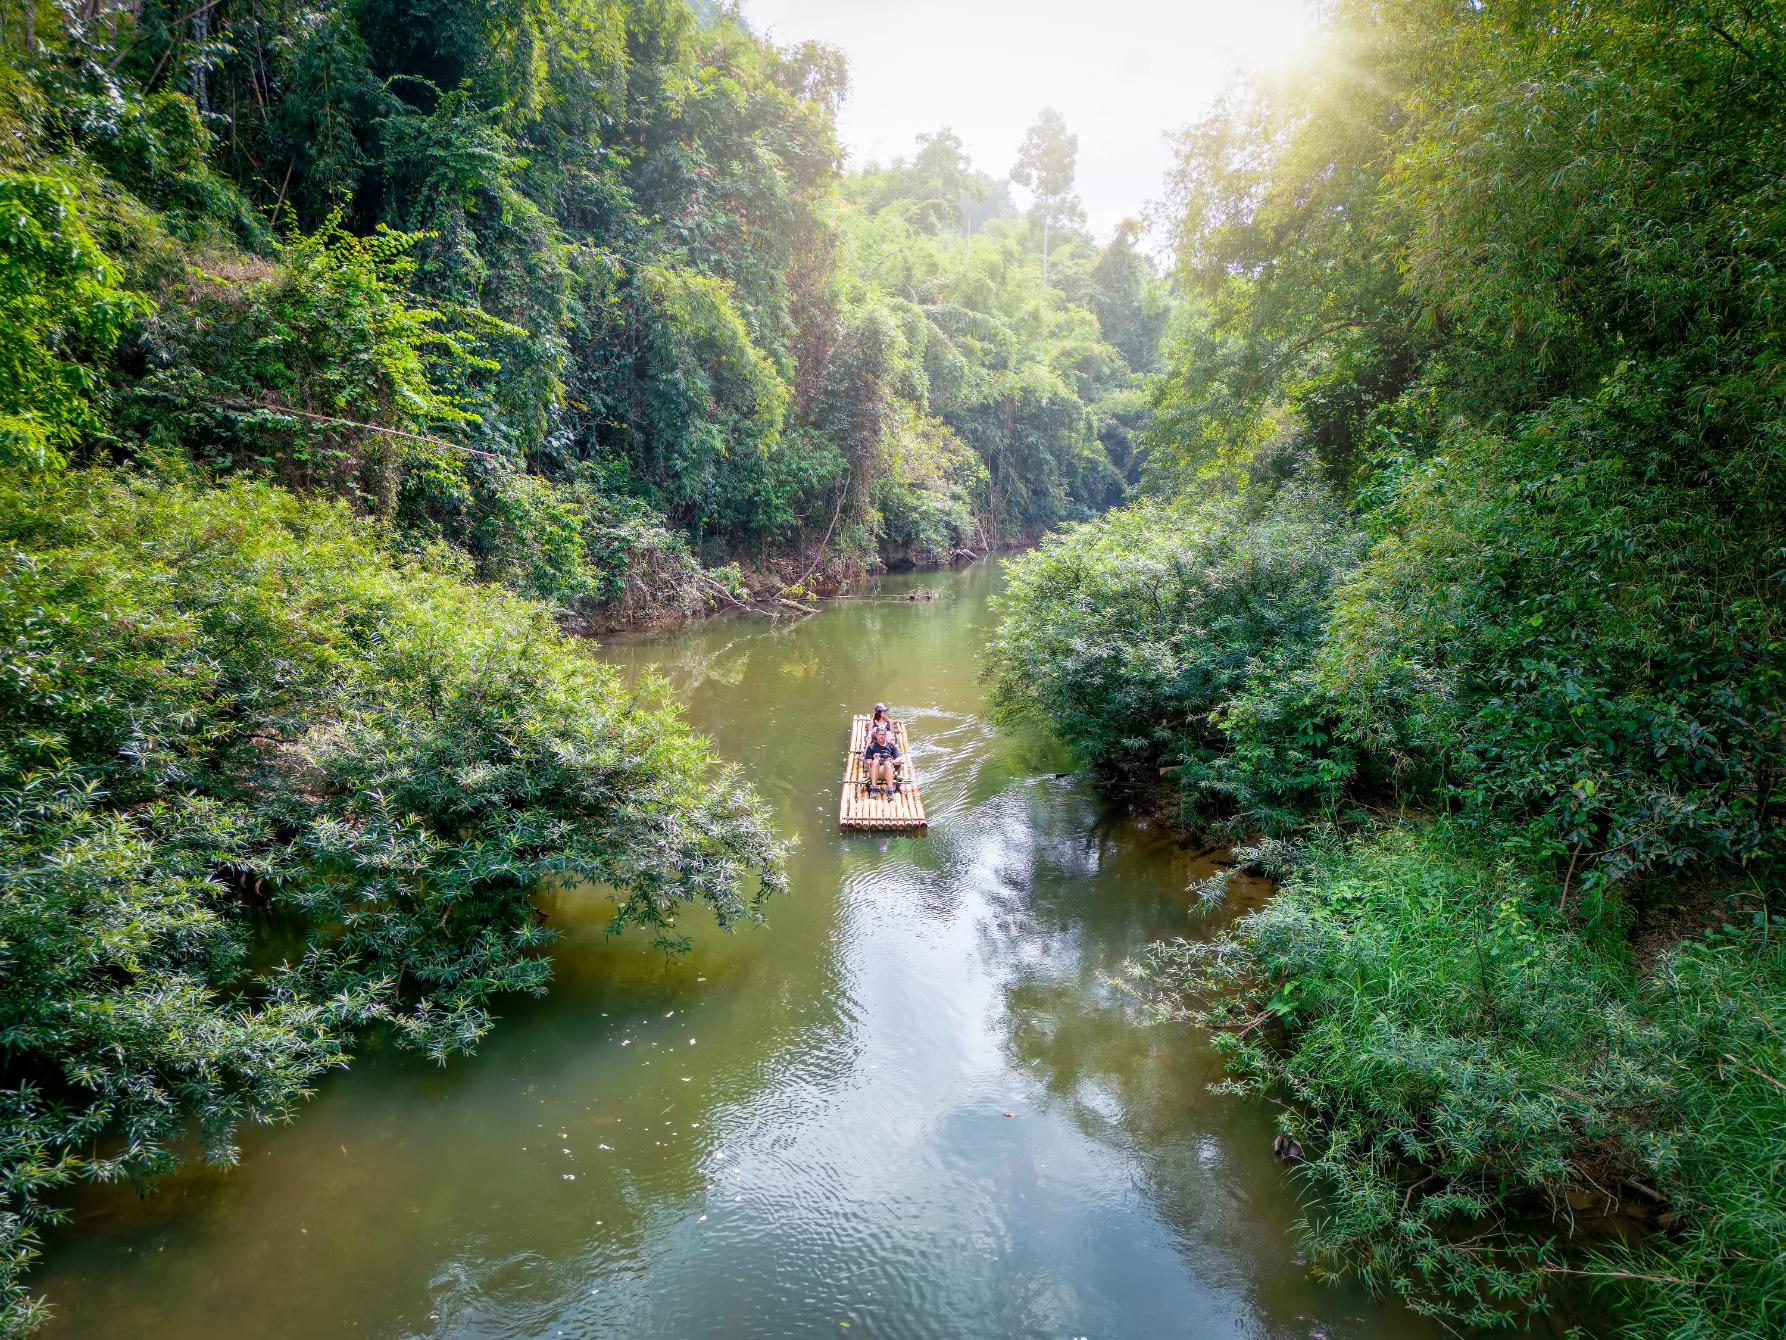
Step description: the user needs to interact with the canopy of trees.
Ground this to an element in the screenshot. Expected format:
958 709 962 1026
0 0 1162 622
990 1 1783 1333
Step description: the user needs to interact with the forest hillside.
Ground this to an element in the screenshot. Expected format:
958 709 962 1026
2 0 1162 627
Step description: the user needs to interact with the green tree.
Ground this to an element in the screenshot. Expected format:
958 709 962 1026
1087 218 1167 373
1009 106 1082 287
0 174 143 470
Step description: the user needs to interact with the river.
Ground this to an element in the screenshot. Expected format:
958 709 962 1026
34 559 1444 1339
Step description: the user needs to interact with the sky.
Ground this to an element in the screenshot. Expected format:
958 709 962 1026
736 0 1318 244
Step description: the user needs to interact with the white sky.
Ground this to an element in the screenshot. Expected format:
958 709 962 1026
737 0 1318 244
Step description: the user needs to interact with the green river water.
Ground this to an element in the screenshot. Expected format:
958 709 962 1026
33 559 1448 1339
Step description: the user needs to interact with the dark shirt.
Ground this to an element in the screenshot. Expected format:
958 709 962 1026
864 733 900 760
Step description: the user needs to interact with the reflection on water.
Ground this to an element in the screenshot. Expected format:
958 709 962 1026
34 561 1444 1339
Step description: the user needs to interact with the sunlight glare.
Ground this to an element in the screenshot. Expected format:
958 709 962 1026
1218 0 1319 70
739 0 1328 238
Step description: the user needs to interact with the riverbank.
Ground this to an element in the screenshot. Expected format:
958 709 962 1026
975 2 1785 1328
569 538 1031 638
1139 825 1780 1334
985 497 1783 1335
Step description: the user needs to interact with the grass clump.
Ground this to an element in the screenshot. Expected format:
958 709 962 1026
1601 935 1786 1339
1137 823 1784 1333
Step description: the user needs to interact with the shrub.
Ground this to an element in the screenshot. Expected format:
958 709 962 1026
0 172 145 470
1322 372 1784 916
986 473 1362 829
121 212 499 504
73 91 267 248
1600 932 1786 1339
0 469 784 1329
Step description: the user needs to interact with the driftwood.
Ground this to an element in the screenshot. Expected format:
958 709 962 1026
693 574 819 622
698 575 750 610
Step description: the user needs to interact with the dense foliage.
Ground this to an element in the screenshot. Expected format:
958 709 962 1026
1142 824 1782 1335
0 472 783 1331
990 0 1784 1331
989 481 1363 834
2 1 1160 626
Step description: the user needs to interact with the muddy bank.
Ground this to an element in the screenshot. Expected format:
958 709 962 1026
566 538 1031 638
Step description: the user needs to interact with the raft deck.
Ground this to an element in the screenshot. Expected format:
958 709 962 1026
839 715 928 831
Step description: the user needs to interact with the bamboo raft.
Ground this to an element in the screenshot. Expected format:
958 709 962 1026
839 715 928 831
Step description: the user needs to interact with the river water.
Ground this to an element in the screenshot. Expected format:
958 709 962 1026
35 560 1443 1339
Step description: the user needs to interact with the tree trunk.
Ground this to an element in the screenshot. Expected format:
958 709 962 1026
194 3 210 113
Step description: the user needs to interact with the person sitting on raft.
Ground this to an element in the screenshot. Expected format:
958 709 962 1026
871 701 897 731
863 721 902 797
